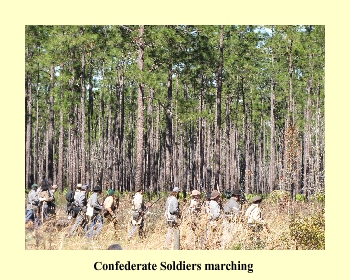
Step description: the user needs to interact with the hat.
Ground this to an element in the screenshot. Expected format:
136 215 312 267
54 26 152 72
136 187 143 192
93 185 102 192
173 187 180 192
191 190 201 196
81 185 88 191
31 183 38 189
232 189 241 196
210 190 220 200
52 185 58 189
107 244 123 250
251 195 262 203
76 183 82 189
108 189 115 195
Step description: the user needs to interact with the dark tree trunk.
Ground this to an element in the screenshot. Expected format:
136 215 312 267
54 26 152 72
165 62 173 188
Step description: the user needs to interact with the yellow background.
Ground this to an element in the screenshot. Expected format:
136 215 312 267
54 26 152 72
1 0 347 279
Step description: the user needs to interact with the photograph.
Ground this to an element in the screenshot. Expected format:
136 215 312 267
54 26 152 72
24 25 325 251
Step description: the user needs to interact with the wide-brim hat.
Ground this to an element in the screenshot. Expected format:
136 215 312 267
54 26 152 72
93 185 102 192
76 183 83 189
81 185 88 191
191 190 201 196
52 185 58 189
251 195 262 203
172 187 180 192
31 183 38 189
232 189 241 196
210 190 220 200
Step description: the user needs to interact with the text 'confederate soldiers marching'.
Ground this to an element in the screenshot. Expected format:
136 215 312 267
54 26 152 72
26 178 273 250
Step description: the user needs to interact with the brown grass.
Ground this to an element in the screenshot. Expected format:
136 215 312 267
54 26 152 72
25 196 324 250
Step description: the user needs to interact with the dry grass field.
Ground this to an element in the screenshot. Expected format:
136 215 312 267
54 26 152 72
25 194 325 250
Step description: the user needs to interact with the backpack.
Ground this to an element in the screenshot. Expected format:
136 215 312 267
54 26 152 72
66 190 75 203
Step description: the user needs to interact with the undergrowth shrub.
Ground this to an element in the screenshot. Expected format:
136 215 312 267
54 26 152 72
289 210 325 250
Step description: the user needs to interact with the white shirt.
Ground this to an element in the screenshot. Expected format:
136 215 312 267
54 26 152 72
245 204 265 225
132 192 144 211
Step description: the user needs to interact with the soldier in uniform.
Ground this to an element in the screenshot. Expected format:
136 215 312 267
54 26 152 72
48 184 58 215
206 190 221 248
245 195 270 248
128 187 146 239
164 187 181 249
38 180 54 223
223 189 241 218
186 189 205 249
103 189 119 233
87 185 104 238
69 184 89 236
187 190 202 215
74 183 82 201
25 183 39 224
222 189 241 248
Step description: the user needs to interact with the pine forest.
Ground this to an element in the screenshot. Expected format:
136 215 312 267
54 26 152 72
25 25 325 199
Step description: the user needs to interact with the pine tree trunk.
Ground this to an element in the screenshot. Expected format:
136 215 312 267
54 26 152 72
48 64 55 184
270 77 276 192
57 90 64 191
25 74 33 189
80 49 86 184
214 25 224 189
135 25 145 190
165 62 173 188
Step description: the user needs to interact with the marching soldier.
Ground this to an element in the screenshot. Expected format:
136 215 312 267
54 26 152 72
206 190 221 248
245 195 270 248
25 183 39 225
187 190 202 215
223 189 241 218
69 184 89 236
87 186 104 238
48 184 58 215
164 187 181 249
103 189 119 232
222 189 242 248
38 180 54 223
186 189 205 249
128 187 146 239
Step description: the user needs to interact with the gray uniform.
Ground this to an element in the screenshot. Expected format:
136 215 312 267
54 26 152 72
164 195 181 249
27 189 39 210
223 198 240 216
76 191 87 209
88 192 102 213
165 196 180 223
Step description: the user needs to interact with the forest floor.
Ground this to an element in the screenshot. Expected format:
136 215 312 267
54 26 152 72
24 195 325 250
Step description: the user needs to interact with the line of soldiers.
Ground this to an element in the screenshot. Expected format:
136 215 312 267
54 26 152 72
126 186 270 249
26 181 269 248
67 184 118 238
25 180 58 226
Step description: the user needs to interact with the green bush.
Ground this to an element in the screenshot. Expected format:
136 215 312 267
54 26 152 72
289 210 325 250
295 194 306 202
